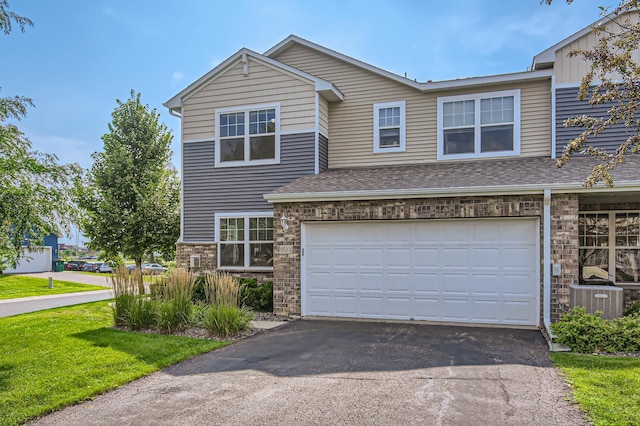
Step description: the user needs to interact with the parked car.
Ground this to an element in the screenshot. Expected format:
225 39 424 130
126 265 139 274
82 262 102 272
65 260 86 271
141 263 168 275
98 263 113 273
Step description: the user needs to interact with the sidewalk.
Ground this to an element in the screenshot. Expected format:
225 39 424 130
0 290 114 318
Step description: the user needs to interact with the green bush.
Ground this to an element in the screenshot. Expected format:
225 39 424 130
240 279 273 312
551 307 640 353
624 301 640 317
192 276 207 303
204 304 253 337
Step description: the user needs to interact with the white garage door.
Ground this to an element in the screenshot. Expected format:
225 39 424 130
302 219 539 326
4 248 52 274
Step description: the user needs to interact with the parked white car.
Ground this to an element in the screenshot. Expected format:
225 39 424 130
98 263 113 273
141 263 168 275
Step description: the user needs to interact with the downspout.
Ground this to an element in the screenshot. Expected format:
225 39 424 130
314 93 320 175
543 189 553 338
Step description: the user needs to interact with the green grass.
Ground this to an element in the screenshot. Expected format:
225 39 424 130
552 353 640 426
0 302 227 425
0 275 106 299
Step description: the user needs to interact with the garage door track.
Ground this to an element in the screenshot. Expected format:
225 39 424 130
31 320 588 425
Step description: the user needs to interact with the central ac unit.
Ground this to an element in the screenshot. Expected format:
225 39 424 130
569 285 624 320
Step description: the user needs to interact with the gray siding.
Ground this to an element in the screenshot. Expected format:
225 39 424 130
319 133 329 172
182 132 316 241
556 87 630 158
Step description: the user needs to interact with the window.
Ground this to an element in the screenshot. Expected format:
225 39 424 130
215 104 280 166
217 213 273 270
579 212 640 284
437 90 520 160
373 101 406 153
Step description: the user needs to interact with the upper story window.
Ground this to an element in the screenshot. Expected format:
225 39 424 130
437 90 520 160
373 101 406 153
215 103 280 167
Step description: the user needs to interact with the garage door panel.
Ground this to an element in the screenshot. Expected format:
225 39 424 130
360 248 384 266
303 219 539 326
442 249 468 267
5 248 52 273
413 248 439 268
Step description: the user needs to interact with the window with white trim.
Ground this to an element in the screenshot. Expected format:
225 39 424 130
373 101 406 153
437 90 520 160
579 211 640 284
215 104 280 166
217 214 273 270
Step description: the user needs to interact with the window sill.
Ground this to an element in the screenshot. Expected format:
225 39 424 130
218 267 274 272
437 150 520 161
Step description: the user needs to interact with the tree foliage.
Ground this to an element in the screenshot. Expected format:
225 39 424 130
547 1 640 187
77 91 180 267
0 1 80 270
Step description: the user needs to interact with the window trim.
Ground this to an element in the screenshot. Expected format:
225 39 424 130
214 103 281 167
579 210 640 285
373 101 406 153
437 89 521 160
214 211 274 271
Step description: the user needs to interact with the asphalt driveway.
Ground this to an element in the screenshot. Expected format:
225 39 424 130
31 320 588 425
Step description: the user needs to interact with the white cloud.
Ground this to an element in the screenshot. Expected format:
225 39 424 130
172 71 184 82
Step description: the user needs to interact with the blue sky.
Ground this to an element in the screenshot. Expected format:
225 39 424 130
2 0 615 243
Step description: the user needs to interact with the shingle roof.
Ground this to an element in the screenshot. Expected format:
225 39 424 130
266 156 640 202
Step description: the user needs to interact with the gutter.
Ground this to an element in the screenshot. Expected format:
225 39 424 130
264 180 640 203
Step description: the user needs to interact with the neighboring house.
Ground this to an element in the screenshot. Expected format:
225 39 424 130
3 234 59 273
165 11 640 331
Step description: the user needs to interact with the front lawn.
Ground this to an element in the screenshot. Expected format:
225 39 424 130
0 275 106 299
0 301 227 425
552 353 640 426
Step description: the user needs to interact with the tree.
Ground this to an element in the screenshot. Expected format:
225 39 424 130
77 91 180 268
546 1 640 187
0 1 80 270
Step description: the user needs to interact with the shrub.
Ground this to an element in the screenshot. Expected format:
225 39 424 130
192 276 207 303
204 272 240 306
624 301 640 317
152 269 195 332
111 266 149 327
240 279 273 312
204 304 253 337
551 307 640 353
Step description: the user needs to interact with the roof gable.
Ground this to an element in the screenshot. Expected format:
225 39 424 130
164 48 343 115
266 35 552 93
532 9 635 70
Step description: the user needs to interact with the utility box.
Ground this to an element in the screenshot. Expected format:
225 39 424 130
569 285 624 320
189 255 200 269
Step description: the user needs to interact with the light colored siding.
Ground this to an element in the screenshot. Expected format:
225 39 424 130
556 87 628 157
274 45 551 167
181 57 316 141
555 11 639 85
182 133 316 242
319 96 329 136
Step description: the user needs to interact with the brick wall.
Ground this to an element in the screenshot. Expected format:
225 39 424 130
176 242 274 283
273 195 547 318
549 194 579 320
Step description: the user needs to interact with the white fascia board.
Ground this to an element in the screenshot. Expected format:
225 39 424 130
422 70 553 91
264 180 640 203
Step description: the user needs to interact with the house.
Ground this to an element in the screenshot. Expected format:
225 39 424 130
3 234 59 273
164 10 640 331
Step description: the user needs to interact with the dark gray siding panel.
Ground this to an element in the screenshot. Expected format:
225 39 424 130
556 87 630 158
319 133 329 172
182 132 315 241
